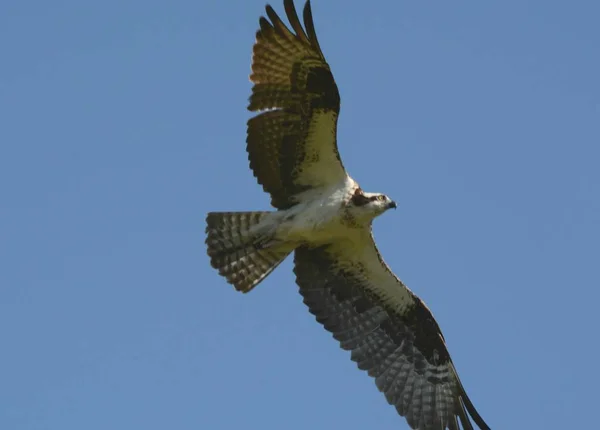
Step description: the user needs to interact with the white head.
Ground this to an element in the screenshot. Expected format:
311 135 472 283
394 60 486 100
347 188 396 223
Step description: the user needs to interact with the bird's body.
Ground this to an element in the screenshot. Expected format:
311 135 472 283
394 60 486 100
261 176 356 242
205 1 491 429
255 175 392 246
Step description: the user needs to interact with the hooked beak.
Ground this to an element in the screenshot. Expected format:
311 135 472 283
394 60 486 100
387 201 397 210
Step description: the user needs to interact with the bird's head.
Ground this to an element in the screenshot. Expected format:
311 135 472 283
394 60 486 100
348 188 396 222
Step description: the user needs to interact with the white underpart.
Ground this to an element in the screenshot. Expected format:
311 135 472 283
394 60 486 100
253 175 358 246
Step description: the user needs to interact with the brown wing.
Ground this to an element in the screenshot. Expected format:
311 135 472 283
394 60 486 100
247 0 347 209
293 234 490 430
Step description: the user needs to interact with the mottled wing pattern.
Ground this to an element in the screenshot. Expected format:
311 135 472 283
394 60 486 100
293 236 490 430
247 0 347 209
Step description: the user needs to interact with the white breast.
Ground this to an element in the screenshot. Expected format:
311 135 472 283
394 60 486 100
274 175 358 244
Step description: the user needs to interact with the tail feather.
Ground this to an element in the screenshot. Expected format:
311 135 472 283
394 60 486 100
205 211 292 292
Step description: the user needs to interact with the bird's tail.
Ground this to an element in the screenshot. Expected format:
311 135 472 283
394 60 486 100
205 211 294 293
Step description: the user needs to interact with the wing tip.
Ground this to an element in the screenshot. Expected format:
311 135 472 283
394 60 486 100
302 0 324 55
460 391 491 430
452 364 491 430
261 1 323 54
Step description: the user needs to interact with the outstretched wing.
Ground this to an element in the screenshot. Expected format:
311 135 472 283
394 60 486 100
293 234 490 430
247 0 347 209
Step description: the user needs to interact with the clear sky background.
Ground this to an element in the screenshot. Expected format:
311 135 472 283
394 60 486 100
1 0 599 429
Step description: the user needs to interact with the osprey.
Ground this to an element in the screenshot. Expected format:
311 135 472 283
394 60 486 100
205 1 491 429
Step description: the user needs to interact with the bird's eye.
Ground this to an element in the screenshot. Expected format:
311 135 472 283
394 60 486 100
378 195 386 201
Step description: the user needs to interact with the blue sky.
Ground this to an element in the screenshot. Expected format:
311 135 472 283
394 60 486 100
1 0 599 428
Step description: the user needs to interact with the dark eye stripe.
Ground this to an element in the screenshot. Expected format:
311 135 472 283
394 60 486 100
351 188 371 206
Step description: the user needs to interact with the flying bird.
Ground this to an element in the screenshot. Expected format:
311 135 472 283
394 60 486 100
205 1 491 429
